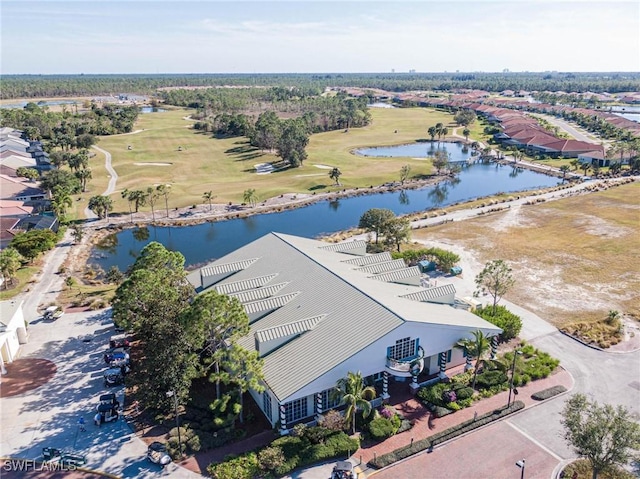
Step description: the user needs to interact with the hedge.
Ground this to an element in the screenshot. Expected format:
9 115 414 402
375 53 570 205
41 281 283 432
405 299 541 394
368 401 525 469
531 385 567 401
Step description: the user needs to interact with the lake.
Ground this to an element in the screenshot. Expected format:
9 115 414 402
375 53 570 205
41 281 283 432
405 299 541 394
355 141 471 160
90 162 560 272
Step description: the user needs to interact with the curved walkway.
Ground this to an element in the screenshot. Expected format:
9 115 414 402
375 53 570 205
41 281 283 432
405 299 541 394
85 145 118 219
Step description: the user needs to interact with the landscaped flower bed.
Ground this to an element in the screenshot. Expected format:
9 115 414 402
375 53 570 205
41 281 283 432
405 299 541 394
369 401 525 469
366 405 412 440
417 342 560 415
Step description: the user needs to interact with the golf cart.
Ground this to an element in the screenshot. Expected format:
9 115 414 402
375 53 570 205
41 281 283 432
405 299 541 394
330 461 354 479
103 367 124 387
104 348 130 369
96 393 120 410
109 333 130 349
94 403 119 425
43 306 64 321
147 442 171 468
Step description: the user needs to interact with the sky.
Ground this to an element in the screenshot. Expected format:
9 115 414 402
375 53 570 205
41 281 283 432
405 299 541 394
1 0 639 74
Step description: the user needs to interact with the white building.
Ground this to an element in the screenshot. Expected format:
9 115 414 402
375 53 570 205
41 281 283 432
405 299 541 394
0 300 28 374
188 233 501 433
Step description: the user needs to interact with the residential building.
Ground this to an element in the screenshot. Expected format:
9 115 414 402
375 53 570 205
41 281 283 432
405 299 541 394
0 300 28 375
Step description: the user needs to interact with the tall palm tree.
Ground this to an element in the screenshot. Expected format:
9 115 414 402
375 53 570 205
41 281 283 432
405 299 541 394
243 188 257 207
202 191 214 212
329 167 342 186
427 126 437 142
462 128 471 142
121 189 133 223
435 122 444 143
51 187 73 219
156 184 171 218
580 162 591 176
559 164 570 179
455 330 492 391
332 371 376 435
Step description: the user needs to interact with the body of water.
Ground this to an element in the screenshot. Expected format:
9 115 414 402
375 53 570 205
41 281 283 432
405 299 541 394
140 106 166 113
0 99 80 109
91 162 559 272
355 141 471 160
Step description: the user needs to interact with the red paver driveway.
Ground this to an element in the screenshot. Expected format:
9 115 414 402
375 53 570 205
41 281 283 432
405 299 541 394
372 421 560 479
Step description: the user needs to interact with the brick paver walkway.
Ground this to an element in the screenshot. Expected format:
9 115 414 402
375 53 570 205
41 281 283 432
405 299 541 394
354 367 573 472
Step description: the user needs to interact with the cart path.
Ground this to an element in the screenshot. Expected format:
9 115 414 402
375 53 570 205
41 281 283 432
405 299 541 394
85 145 118 219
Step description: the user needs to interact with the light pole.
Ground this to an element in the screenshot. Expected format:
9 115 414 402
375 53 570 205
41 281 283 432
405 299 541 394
507 350 523 407
515 459 525 479
166 390 181 456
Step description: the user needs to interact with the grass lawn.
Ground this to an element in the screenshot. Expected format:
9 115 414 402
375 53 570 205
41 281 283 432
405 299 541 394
0 266 38 301
412 182 640 326
81 107 457 217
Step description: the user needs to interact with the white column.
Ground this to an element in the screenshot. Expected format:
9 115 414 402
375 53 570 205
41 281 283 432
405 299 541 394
491 336 498 360
316 392 323 418
381 371 390 400
438 351 447 379
465 352 473 371
279 404 288 435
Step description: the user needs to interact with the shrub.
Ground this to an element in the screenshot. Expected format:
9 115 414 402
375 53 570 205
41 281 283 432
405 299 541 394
456 387 475 400
531 385 567 401
475 370 508 390
450 372 473 385
417 382 450 408
432 406 453 418
318 409 346 431
379 405 395 419
368 417 397 440
207 452 260 479
442 390 457 403
258 446 285 472
475 305 523 340
292 423 307 437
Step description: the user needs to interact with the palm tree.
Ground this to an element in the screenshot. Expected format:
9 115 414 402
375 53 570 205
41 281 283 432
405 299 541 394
243 188 258 207
75 167 92 192
156 184 171 218
0 247 23 289
435 122 444 142
332 371 376 435
329 167 342 186
440 127 449 142
570 159 580 171
203 191 214 212
580 162 591 176
121 189 133 223
146 187 159 222
427 126 437 142
559 164 570 179
455 330 492 391
462 128 471 142
51 187 73 219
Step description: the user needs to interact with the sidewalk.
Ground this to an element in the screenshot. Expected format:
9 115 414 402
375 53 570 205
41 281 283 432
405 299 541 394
353 367 573 475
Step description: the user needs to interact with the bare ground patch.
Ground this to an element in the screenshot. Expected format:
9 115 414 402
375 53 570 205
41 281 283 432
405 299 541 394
412 182 640 327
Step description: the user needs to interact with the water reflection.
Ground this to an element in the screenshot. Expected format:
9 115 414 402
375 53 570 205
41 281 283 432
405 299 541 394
398 190 410 205
132 227 150 242
328 199 341 212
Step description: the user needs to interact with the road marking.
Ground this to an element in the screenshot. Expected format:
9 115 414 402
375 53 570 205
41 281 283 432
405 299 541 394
505 420 564 461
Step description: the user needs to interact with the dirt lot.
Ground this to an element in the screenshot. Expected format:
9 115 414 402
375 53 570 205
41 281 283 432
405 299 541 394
412 181 640 327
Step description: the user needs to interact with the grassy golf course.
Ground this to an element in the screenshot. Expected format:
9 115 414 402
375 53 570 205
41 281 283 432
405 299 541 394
81 106 460 216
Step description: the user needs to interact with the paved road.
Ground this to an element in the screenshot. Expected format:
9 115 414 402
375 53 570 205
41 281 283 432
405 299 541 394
84 145 118 220
529 113 600 144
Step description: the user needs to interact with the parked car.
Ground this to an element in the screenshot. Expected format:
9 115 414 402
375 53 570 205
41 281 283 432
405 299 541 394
43 306 64 320
103 367 124 387
147 442 171 467
96 393 120 411
109 334 130 349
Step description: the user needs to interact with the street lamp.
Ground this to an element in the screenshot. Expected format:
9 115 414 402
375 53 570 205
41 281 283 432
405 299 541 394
166 390 181 456
507 350 523 408
515 459 525 479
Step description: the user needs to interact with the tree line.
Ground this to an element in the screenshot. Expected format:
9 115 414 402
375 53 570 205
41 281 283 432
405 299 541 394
2 72 640 99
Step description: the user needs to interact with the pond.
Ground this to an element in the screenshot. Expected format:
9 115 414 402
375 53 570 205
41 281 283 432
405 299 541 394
140 106 166 113
355 141 471 160
90 162 560 272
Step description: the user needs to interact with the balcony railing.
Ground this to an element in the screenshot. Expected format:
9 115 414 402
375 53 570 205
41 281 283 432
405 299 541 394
386 346 425 373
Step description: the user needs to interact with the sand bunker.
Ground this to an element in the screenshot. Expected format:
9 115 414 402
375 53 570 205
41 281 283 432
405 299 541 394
133 162 173 166
314 164 333 169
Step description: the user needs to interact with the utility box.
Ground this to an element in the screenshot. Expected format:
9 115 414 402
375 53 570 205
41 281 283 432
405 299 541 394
418 260 437 273
450 266 462 276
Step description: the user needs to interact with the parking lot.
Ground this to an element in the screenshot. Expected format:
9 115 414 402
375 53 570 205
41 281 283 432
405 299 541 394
0 308 199 478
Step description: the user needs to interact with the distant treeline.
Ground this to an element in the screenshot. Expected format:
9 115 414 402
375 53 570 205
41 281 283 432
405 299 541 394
2 72 640 99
